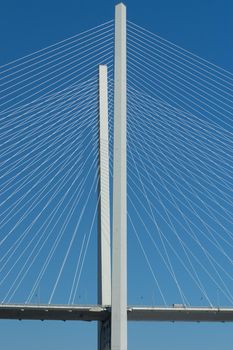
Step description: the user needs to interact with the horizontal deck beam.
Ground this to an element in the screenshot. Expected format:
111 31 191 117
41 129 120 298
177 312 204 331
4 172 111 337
0 304 233 322
128 306 233 322
0 305 108 322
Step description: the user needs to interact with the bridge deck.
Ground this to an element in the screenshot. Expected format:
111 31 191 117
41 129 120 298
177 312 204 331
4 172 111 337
0 304 233 322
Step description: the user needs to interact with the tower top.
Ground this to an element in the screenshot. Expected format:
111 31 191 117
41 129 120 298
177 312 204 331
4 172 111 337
115 2 126 8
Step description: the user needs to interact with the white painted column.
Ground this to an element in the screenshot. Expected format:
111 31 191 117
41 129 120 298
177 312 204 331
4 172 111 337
98 65 111 307
98 65 111 350
111 3 127 350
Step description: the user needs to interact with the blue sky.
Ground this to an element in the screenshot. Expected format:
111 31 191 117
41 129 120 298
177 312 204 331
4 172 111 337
1 0 232 71
0 0 233 349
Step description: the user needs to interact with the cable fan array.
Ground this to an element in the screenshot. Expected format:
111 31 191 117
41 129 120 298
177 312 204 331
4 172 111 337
126 21 233 307
0 21 114 304
0 18 233 308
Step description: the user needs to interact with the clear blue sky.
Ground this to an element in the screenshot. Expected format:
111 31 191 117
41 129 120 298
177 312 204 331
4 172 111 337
0 0 233 349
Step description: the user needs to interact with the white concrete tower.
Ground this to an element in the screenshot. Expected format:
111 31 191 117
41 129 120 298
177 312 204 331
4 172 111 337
111 3 127 350
98 64 111 350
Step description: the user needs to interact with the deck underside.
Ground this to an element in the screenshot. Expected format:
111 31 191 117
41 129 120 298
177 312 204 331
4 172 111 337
0 304 233 322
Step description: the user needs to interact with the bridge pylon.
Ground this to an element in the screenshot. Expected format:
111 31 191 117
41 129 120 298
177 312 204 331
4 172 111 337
111 3 127 350
98 3 127 350
98 64 111 350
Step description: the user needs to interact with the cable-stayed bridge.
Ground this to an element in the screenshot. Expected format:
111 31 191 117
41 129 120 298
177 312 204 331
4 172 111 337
1 3 233 349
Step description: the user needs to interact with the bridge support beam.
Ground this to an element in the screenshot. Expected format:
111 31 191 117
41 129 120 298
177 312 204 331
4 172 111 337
112 3 127 350
98 64 111 350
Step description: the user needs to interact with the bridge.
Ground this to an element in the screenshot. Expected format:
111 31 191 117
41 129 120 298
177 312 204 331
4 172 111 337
0 3 233 350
